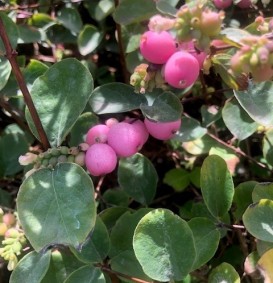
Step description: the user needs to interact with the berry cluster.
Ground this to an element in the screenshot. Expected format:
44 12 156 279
84 117 181 176
230 35 273 82
19 145 87 178
0 210 26 271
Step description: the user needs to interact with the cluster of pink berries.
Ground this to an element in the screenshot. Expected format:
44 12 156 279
230 35 273 82
84 117 181 176
131 2 227 93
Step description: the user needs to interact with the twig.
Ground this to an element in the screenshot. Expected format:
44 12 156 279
207 132 269 170
97 264 153 283
114 0 130 84
95 175 105 200
0 17 50 150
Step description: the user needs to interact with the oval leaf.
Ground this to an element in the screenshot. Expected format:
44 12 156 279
258 248 273 282
188 217 220 270
140 91 183 122
90 82 147 114
64 265 105 283
10 250 51 283
222 99 258 140
17 163 96 251
25 58 93 147
201 155 234 218
0 57 11 91
118 153 158 205
234 81 273 126
243 199 273 242
252 183 273 203
208 262 240 283
78 25 103 56
133 209 196 282
57 7 83 34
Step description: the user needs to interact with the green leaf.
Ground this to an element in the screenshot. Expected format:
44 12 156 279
220 27 250 47
243 199 273 242
90 83 147 114
99 207 129 231
84 0 115 21
188 217 220 270
233 181 257 220
30 13 55 29
113 0 157 25
78 25 103 56
163 168 190 192
252 183 273 202
0 132 29 177
133 209 196 281
71 217 110 264
118 153 158 205
257 240 273 256
69 112 99 147
201 105 222 127
17 25 43 44
109 208 151 258
263 129 273 166
121 24 144 53
0 12 18 52
0 188 12 207
222 99 258 140
140 91 183 122
47 24 77 44
57 7 83 34
258 249 273 282
211 54 242 90
64 265 106 283
110 250 152 282
10 250 51 283
17 163 96 251
156 0 178 15
200 155 234 218
25 58 93 147
41 249 84 283
103 189 130 207
189 167 201 188
234 81 273 126
174 116 207 142
182 134 218 155
208 262 240 283
0 57 11 91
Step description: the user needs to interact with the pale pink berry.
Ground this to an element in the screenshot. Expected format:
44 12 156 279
213 0 232 9
164 51 199 89
144 118 181 140
127 119 149 147
85 144 117 176
148 15 175 32
140 31 176 64
107 122 142 157
200 11 223 37
105 118 119 128
85 124 109 145
236 0 252 8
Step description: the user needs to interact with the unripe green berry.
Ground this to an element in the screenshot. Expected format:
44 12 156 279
67 155 75 162
48 148 60 156
57 155 67 163
75 152 85 166
49 156 58 166
59 146 69 155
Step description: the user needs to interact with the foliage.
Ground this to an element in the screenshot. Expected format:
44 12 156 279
0 0 273 282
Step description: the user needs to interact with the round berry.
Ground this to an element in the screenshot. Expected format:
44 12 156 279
236 0 252 8
85 124 110 145
3 213 16 227
144 118 181 140
140 30 176 64
85 144 117 176
107 122 142 157
164 51 199 89
125 118 149 147
213 0 232 9
105 118 119 128
200 11 223 37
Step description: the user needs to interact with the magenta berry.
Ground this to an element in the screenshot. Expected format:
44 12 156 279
140 30 176 64
144 118 181 140
85 124 110 145
236 0 252 8
85 143 117 176
213 0 232 9
128 119 149 146
107 122 142 157
164 51 199 88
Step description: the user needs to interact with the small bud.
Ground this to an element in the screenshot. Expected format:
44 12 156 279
0 223 8 236
78 143 89 152
69 147 80 156
75 152 85 167
3 213 16 227
48 148 60 156
49 156 58 166
59 146 69 155
67 155 75 162
18 153 37 166
57 155 67 163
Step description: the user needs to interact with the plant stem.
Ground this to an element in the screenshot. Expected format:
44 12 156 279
114 0 130 84
0 17 50 150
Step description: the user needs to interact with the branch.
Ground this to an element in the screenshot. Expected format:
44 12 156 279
0 17 50 150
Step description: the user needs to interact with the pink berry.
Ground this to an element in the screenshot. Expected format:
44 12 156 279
85 143 117 176
105 118 119 128
3 213 16 227
236 0 252 8
140 30 176 64
85 124 110 145
213 0 232 9
179 41 207 69
127 119 149 147
164 51 199 89
107 122 142 157
144 118 181 140
200 11 223 37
